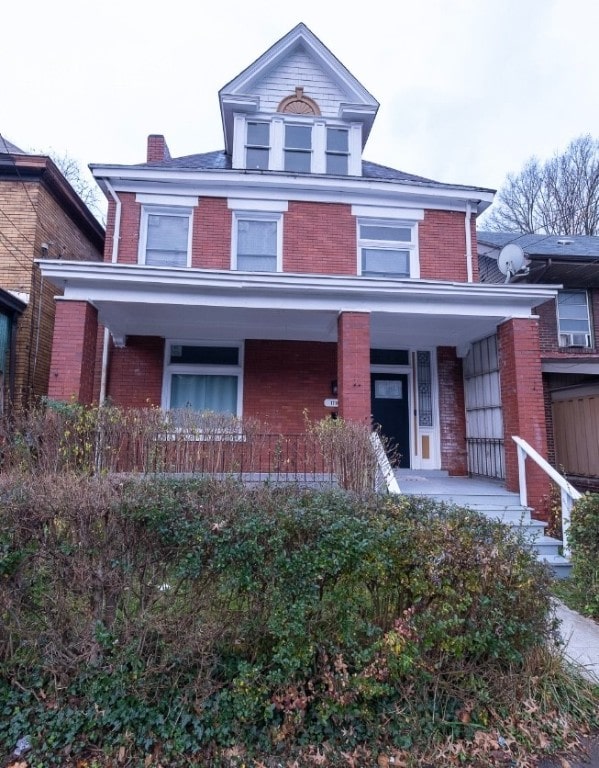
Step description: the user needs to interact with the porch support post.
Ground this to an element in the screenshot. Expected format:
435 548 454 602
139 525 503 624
498 317 550 518
337 311 371 424
49 299 98 405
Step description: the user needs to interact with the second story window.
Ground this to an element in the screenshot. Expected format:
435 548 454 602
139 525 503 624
557 290 592 347
233 214 281 272
246 122 270 170
326 128 349 175
358 221 416 278
140 206 192 268
284 125 312 172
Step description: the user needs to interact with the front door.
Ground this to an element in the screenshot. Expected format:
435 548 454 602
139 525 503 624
371 373 410 468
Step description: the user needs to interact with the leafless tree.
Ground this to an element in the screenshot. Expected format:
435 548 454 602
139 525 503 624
48 151 107 226
483 135 599 235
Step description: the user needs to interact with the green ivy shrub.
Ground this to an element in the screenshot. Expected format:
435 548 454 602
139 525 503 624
0 475 581 766
568 493 599 617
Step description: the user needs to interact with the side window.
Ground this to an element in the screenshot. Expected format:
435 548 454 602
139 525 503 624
140 207 192 267
232 214 282 272
358 221 417 278
246 121 270 170
557 290 592 347
164 343 242 417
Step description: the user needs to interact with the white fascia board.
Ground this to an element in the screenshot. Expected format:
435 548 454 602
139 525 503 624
38 260 557 318
92 168 494 214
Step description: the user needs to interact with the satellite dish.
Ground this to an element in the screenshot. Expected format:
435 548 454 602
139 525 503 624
497 243 526 282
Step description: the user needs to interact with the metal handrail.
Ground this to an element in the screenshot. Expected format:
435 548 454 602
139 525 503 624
512 435 582 558
370 431 401 494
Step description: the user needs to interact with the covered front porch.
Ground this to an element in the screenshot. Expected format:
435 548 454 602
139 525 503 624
40 260 557 510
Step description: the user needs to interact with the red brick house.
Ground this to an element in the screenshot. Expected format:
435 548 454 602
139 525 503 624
40 24 556 509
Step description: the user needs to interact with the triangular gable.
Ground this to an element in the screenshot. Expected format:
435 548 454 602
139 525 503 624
219 23 379 154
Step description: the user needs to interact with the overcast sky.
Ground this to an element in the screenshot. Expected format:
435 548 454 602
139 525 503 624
2 0 598 210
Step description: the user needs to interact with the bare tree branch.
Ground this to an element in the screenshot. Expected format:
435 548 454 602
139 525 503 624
482 135 599 235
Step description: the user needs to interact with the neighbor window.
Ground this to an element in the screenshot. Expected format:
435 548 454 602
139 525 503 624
140 207 191 267
358 221 416 277
233 214 281 272
284 124 312 172
557 290 592 347
164 343 242 417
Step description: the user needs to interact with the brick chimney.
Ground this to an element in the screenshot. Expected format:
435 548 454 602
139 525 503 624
147 134 171 163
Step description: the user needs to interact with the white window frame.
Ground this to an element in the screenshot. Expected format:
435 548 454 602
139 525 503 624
232 115 362 176
557 289 592 347
356 218 419 278
245 120 271 170
138 205 193 268
231 211 283 272
162 340 244 419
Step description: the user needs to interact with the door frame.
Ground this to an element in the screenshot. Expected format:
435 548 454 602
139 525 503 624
371 349 441 470
371 361 413 468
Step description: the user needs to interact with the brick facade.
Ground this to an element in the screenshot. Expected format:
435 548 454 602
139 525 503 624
420 210 476 282
337 312 371 424
535 291 599 358
283 202 357 274
437 347 468 475
243 340 337 431
106 336 164 407
498 318 551 518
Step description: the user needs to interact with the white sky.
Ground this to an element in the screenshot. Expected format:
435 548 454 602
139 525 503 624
2 0 598 209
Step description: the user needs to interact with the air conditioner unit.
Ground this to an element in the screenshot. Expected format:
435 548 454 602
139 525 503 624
559 332 591 348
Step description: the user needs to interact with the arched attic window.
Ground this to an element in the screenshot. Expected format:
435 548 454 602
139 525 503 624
277 87 321 115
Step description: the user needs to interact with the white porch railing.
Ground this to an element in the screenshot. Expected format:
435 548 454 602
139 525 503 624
513 435 582 558
371 431 401 495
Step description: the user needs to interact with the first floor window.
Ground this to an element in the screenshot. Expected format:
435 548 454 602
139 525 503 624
557 290 592 347
164 343 242 417
234 215 280 271
141 206 191 267
359 221 416 277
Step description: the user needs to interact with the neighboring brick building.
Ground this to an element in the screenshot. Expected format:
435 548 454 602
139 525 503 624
479 232 599 488
40 24 556 510
0 139 104 409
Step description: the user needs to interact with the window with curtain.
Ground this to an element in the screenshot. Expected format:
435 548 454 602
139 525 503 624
142 207 191 267
235 218 279 271
164 343 242 418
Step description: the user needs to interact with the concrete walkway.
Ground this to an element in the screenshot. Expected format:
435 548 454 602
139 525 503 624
554 600 599 682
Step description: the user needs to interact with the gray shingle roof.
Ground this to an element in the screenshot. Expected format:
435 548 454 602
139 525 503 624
477 231 599 260
128 150 491 192
0 135 27 154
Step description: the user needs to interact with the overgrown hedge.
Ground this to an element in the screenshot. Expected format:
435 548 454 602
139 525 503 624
0 476 594 766
569 493 599 617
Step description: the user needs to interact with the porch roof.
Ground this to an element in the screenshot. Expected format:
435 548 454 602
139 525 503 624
39 260 557 350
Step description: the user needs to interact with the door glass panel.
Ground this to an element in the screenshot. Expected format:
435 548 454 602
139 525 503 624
375 380 403 399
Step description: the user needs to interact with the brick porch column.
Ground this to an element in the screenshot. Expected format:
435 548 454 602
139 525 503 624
48 299 98 405
498 318 551 518
337 311 371 424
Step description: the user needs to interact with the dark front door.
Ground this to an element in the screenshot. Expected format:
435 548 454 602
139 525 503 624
371 373 410 468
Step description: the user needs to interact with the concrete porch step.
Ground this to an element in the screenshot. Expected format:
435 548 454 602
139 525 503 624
395 470 570 578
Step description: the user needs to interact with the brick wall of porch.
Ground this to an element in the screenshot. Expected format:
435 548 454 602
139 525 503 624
49 300 98 405
498 317 551 519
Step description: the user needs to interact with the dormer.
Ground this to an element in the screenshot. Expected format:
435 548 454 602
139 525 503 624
219 23 379 177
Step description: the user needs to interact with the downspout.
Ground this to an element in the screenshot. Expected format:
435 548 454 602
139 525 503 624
465 201 473 283
99 181 121 403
